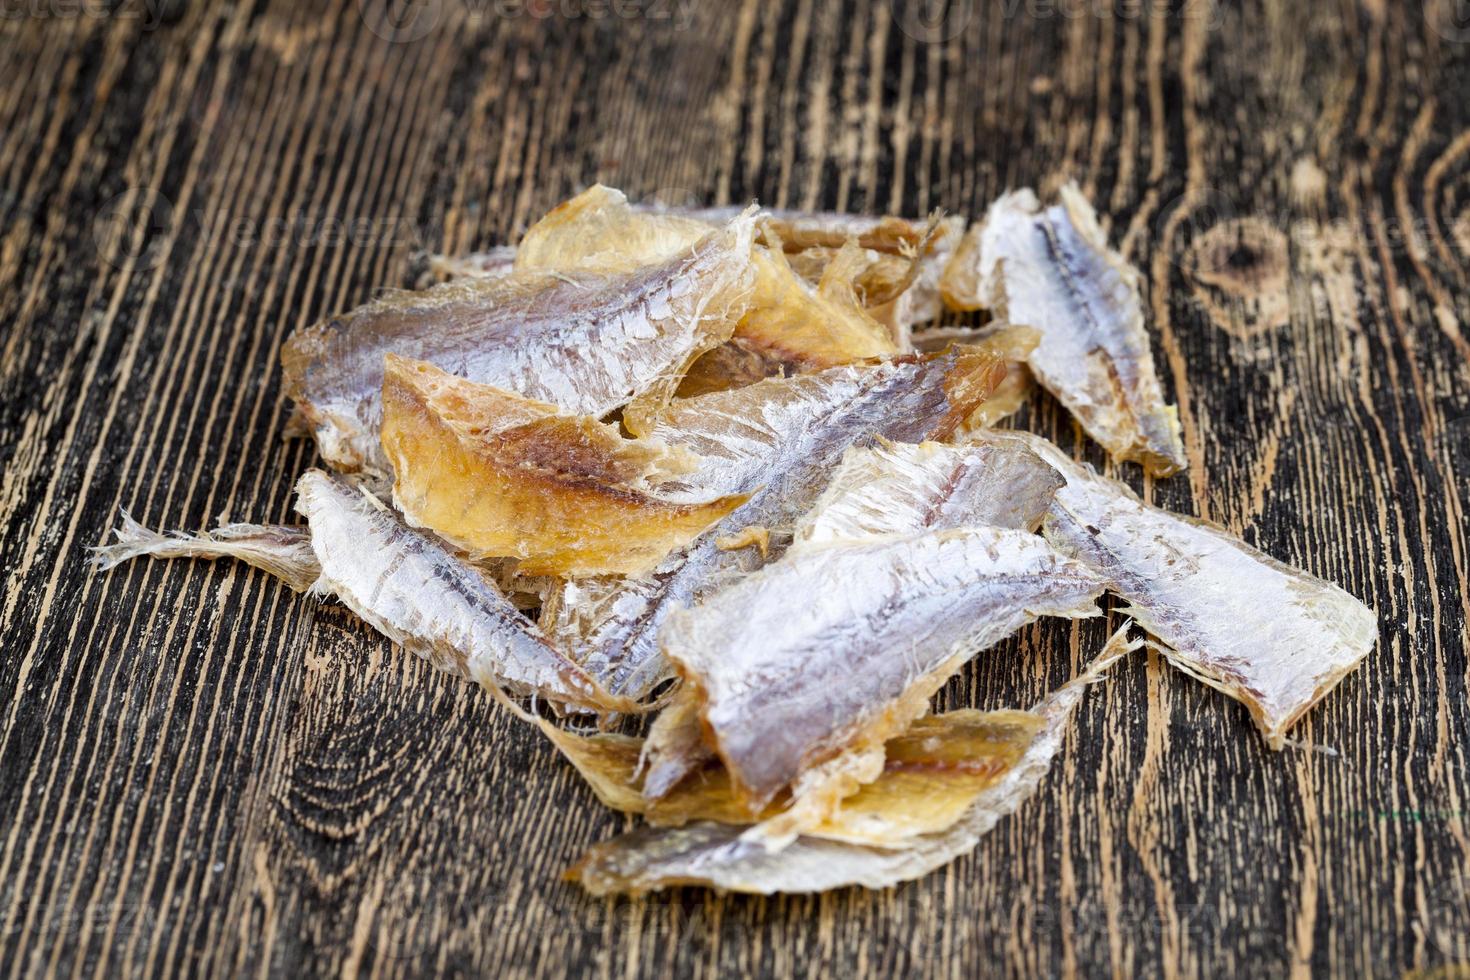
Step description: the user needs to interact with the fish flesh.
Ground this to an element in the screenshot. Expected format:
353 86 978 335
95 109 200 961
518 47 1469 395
659 527 1107 816
976 431 1379 746
567 625 1137 895
546 345 1006 701
673 242 898 397
790 438 1063 550
513 186 898 396
280 207 756 475
294 470 631 712
379 356 747 577
547 707 1043 841
638 433 1064 800
92 513 320 592
965 184 1187 476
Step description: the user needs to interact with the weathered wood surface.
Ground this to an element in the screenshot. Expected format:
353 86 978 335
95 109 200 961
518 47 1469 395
1 0 1467 975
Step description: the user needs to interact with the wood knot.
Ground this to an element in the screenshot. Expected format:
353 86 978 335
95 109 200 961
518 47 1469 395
1186 218 1291 339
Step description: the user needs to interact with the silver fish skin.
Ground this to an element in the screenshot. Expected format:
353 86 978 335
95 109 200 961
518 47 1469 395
571 626 1135 895
92 514 320 593
976 431 1378 746
556 347 1004 701
281 213 755 476
790 439 1064 550
974 183 1187 476
662 527 1107 810
639 438 1061 802
294 470 625 712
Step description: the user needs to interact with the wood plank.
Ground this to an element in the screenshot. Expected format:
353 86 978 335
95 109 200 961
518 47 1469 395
0 0 1466 975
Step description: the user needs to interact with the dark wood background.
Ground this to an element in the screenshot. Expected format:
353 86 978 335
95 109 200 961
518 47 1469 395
3 0 1468 975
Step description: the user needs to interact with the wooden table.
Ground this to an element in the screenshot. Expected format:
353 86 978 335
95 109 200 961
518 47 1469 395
3 1 1467 975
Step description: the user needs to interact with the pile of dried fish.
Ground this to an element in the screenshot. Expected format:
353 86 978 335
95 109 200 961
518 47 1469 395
96 184 1378 895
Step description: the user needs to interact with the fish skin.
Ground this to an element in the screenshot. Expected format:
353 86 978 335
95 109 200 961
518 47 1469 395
639 433 1062 800
661 527 1107 812
567 625 1136 895
280 211 755 476
790 438 1064 550
552 346 1006 702
973 183 1187 476
294 470 629 713
977 431 1379 746
92 514 320 593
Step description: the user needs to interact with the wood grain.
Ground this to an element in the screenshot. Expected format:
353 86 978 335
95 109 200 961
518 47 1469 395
2 0 1467 975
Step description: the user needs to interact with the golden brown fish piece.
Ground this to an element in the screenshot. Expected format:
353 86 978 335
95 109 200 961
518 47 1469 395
280 204 755 476
379 356 748 578
977 431 1379 746
546 707 1040 843
567 625 1137 894
962 184 1187 475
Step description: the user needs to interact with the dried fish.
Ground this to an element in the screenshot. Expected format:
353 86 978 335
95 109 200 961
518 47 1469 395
977 431 1378 746
660 527 1107 815
280 207 756 475
966 184 1187 475
294 470 631 713
92 514 320 592
790 438 1062 550
380 356 747 577
549 346 1006 701
638 430 1061 801
547 707 1042 841
567 626 1137 895
516 187 898 395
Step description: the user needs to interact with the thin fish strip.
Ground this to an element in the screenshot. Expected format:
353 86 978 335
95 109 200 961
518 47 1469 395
280 209 755 475
92 514 320 592
294 470 630 713
662 527 1107 813
567 625 1136 895
969 183 1187 475
977 431 1378 746
637 434 1062 799
547 346 1005 701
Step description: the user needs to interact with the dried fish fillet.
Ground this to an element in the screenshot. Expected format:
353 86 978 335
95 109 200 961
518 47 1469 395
514 185 713 275
551 346 1006 700
978 431 1378 746
380 356 747 577
971 184 1187 475
662 527 1107 813
92 514 320 592
295 470 630 713
280 208 755 475
789 438 1062 551
515 187 898 395
547 707 1041 842
568 626 1135 895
